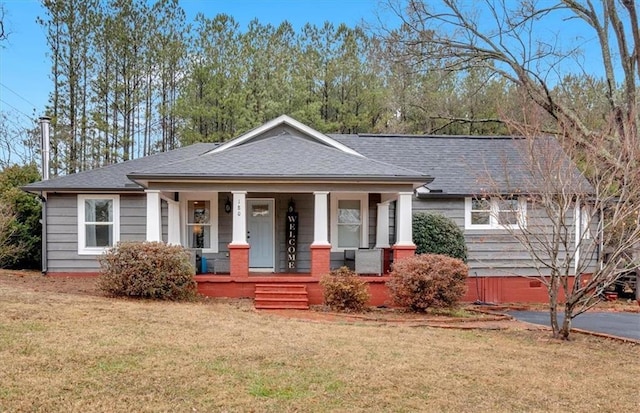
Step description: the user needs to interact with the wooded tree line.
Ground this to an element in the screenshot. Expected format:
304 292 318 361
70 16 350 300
24 0 636 180
36 0 532 176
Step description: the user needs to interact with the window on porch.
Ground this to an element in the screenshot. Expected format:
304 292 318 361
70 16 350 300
187 200 211 249
330 193 369 251
180 192 218 252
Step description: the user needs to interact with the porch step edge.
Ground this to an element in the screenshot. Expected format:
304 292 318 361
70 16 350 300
255 304 310 310
255 297 309 302
255 284 308 289
254 284 310 310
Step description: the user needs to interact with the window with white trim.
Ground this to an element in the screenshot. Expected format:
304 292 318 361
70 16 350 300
181 192 218 252
465 197 526 229
78 195 120 254
330 193 368 251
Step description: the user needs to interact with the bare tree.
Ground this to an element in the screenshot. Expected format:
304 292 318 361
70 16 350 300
383 0 639 157
0 3 9 45
0 112 39 168
382 0 640 339
477 114 640 339
0 200 19 267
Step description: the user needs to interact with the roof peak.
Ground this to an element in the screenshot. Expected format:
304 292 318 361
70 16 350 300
207 115 364 157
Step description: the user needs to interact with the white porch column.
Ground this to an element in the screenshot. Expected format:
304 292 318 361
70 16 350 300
231 191 248 245
312 191 330 245
145 190 162 242
167 199 181 245
375 202 390 249
395 192 415 246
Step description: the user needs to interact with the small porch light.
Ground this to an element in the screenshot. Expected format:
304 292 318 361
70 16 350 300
224 196 232 214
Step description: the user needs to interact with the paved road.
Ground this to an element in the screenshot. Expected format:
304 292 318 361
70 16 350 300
508 311 640 340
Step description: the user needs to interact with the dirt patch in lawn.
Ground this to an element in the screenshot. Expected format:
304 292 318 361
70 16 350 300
0 269 100 296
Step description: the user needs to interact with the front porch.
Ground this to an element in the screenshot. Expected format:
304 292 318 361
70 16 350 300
145 189 419 278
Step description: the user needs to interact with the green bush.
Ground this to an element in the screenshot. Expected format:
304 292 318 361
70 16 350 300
320 266 370 312
98 241 197 300
0 164 42 269
412 212 467 261
386 254 468 312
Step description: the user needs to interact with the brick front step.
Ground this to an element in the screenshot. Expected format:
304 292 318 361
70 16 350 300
254 284 309 310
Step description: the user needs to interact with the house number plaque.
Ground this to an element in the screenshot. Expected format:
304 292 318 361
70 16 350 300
286 200 298 269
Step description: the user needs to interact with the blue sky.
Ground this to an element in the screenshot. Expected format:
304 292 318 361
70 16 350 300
0 0 383 130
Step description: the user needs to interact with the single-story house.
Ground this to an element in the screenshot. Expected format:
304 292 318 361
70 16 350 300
23 115 595 307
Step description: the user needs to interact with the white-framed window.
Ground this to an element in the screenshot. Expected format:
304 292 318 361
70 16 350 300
180 192 218 252
330 193 369 251
464 197 526 230
77 194 120 255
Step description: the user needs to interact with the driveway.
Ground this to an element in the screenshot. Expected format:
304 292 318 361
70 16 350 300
508 311 640 340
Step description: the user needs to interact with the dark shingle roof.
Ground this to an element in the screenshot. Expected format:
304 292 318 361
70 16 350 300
23 125 587 196
331 134 584 196
23 143 217 192
128 133 429 181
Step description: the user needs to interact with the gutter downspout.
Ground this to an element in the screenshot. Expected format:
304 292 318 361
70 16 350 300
39 117 51 275
39 192 47 275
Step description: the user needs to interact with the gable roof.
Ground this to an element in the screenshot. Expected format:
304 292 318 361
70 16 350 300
128 133 429 183
207 115 363 157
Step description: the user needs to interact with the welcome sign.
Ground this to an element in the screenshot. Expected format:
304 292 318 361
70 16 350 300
286 200 298 270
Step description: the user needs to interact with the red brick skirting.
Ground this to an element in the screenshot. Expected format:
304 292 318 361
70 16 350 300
46 271 583 305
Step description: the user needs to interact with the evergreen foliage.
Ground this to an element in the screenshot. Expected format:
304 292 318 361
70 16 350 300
0 164 41 269
412 212 467 262
35 0 512 176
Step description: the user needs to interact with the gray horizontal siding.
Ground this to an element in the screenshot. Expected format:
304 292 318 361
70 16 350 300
45 191 594 278
46 193 146 272
413 197 592 277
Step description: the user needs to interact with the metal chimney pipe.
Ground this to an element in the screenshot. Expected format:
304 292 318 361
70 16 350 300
38 116 51 275
39 116 51 181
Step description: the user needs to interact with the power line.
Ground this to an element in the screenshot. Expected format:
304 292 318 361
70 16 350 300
0 98 37 122
0 82 39 108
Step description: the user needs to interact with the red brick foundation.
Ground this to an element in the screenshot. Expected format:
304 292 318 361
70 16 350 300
228 243 250 278
462 275 589 303
309 244 331 277
46 271 583 306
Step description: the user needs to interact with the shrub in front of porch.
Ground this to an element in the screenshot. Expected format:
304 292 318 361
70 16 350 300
98 241 197 301
387 254 468 312
320 266 370 312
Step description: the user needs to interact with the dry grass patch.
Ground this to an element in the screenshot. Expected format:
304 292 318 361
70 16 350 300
1 281 639 412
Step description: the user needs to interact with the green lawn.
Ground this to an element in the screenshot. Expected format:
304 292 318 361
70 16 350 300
1 281 638 412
